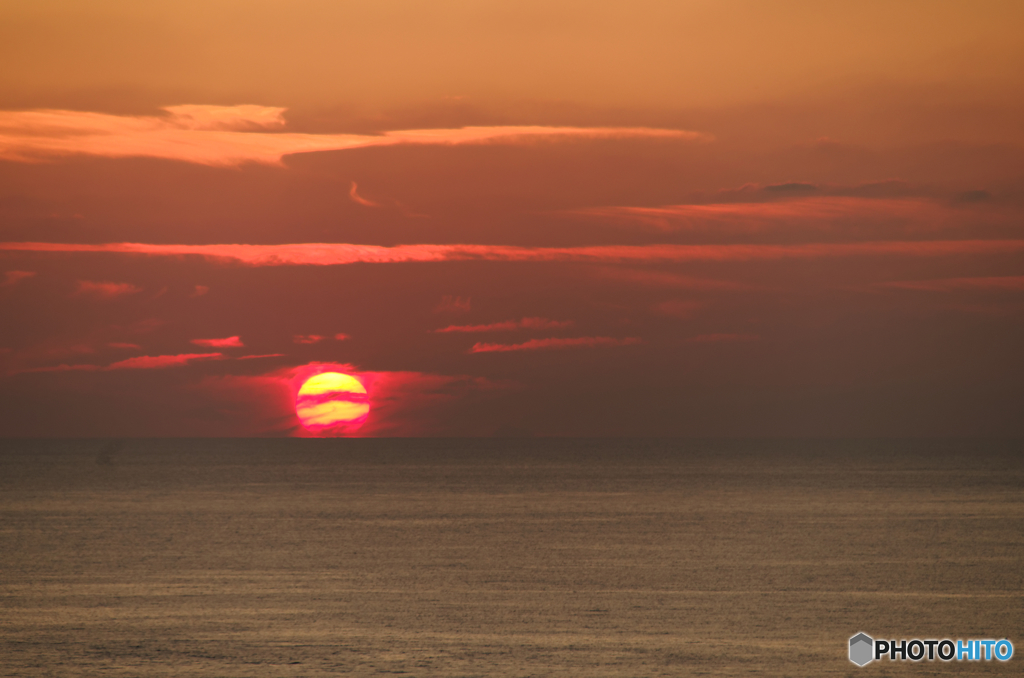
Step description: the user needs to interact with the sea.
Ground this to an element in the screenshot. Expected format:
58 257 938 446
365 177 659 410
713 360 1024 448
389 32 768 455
1 438 1021 676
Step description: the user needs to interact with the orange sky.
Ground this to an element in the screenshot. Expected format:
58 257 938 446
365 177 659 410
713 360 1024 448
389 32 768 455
1 1 1023 436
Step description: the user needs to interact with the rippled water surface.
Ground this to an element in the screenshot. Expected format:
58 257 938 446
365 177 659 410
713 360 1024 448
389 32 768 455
1 439 1021 676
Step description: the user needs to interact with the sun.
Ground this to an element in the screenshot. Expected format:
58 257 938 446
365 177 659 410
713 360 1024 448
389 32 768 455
295 371 369 435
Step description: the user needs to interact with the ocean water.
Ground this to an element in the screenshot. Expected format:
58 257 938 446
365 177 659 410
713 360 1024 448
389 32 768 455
1 438 1021 676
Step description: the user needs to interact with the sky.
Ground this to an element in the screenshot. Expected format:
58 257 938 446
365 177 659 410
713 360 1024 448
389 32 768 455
1 0 1023 437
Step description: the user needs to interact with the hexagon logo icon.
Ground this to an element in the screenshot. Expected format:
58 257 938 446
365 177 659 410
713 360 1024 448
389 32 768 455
849 632 874 666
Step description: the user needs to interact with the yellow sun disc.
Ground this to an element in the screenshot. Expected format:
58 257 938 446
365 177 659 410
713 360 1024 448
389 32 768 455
298 372 367 396
295 371 369 434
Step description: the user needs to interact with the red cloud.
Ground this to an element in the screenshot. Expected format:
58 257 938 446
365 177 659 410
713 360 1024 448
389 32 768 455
349 182 379 207
191 336 244 348
569 197 1016 237
74 280 141 299
191 285 209 297
435 317 573 333
2 270 35 286
293 334 324 344
334 333 351 341
20 352 223 373
469 336 642 353
106 353 224 370
435 295 471 313
6 239 1024 267
0 106 703 167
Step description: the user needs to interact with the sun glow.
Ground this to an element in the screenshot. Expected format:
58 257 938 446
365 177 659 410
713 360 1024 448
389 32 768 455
295 372 369 435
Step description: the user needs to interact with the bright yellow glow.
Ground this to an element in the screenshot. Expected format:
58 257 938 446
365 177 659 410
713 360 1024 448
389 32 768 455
298 371 366 396
296 400 370 426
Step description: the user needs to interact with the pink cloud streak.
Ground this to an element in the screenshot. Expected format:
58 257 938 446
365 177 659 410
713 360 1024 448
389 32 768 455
568 197 1018 237
349 182 379 207
74 280 141 299
293 334 324 344
191 336 244 348
0 105 702 167
470 336 642 353
435 317 573 333
20 352 223 373
2 270 35 286
4 239 1023 266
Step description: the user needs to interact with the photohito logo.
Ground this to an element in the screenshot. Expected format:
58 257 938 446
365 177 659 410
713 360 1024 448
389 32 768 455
849 633 1013 666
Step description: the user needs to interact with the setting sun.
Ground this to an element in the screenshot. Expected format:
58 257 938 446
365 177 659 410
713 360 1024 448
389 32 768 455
295 371 369 435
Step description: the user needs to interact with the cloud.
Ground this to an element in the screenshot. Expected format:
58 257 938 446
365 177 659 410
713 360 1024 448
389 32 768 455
191 336 244 348
566 197 1005 236
191 285 209 297
0 105 704 167
435 295 471 313
879 275 1024 292
106 353 224 370
763 182 817 193
293 334 324 344
236 353 286 360
74 280 141 299
349 182 379 207
469 336 642 353
20 352 223 373
689 333 759 343
107 342 141 350
160 104 287 131
435 317 573 333
333 333 350 341
6 239 1024 266
2 270 35 286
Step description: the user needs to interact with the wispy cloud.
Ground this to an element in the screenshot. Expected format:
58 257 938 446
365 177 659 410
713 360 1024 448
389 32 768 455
190 285 209 297
878 275 1024 292
2 270 35 286
349 182 379 207
73 280 141 299
435 295 471 313
293 334 324 344
435 317 573 333
0 105 704 167
469 336 642 353
333 333 351 341
191 336 244 348
568 197 1015 238
6 239 1023 266
106 353 224 370
20 352 223 373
